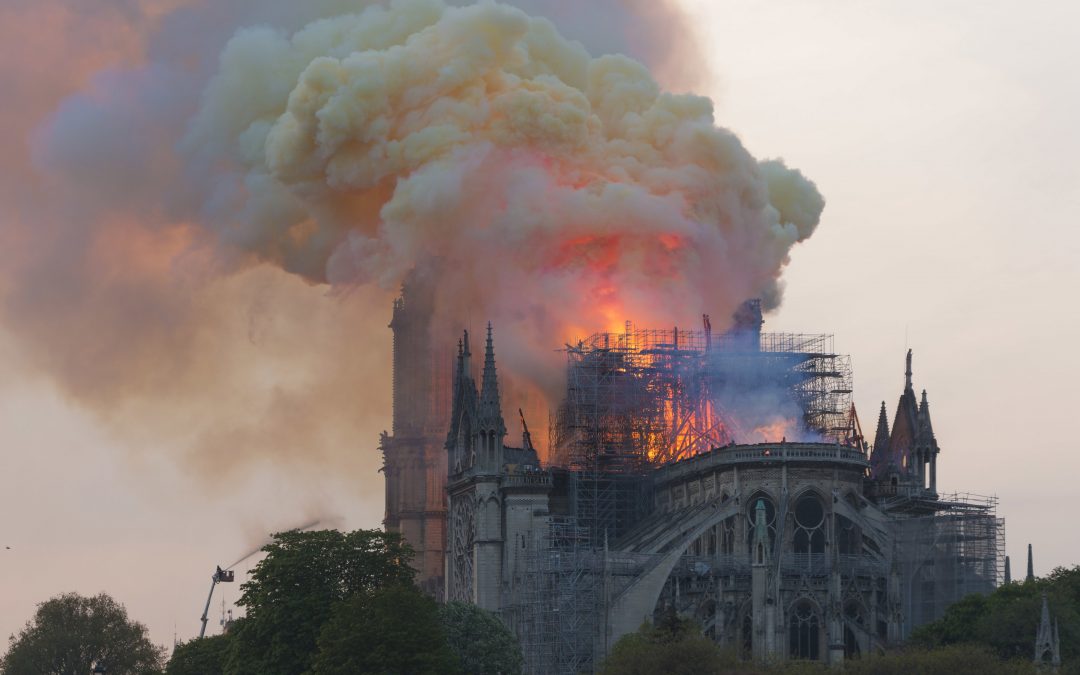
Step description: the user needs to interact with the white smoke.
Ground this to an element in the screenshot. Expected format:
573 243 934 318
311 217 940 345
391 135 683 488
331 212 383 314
182 0 824 391
3 0 822 472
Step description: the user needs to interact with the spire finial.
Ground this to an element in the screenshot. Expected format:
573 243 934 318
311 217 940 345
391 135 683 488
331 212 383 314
460 330 472 380
1027 543 1035 582
454 338 465 384
871 400 891 467
1035 593 1059 666
478 322 506 437
905 349 913 390
751 499 771 564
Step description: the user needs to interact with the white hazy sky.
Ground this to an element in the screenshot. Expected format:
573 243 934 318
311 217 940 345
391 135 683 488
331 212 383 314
2 0 1079 651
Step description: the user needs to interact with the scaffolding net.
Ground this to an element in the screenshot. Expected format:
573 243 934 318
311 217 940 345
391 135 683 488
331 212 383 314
891 493 1005 635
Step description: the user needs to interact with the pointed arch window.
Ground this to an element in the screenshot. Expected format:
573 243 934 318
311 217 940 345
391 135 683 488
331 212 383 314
789 600 820 660
793 494 826 561
720 516 736 555
836 515 861 556
744 492 776 551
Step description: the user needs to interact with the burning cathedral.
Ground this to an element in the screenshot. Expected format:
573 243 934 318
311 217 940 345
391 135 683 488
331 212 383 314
380 279 1004 674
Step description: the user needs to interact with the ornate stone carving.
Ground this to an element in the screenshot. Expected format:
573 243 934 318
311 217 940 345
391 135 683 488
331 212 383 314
449 494 476 602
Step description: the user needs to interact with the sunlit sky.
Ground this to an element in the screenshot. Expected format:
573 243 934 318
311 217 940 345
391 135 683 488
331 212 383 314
2 0 1078 650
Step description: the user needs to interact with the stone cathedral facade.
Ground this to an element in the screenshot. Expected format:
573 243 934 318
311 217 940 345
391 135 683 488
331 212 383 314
381 285 1003 673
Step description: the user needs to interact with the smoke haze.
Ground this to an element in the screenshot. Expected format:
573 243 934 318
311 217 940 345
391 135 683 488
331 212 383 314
0 0 821 477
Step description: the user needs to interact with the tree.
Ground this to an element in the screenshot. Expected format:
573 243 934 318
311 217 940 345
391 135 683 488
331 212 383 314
311 584 461 675
909 592 987 648
809 644 1037 675
1 592 165 675
598 609 740 675
223 528 415 675
439 601 523 675
165 633 231 675
911 565 1080 665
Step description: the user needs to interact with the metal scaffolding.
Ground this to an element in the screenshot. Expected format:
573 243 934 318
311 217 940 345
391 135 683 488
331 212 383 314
515 320 863 673
890 492 1005 635
515 518 604 675
548 324 857 473
513 517 660 675
508 317 1004 673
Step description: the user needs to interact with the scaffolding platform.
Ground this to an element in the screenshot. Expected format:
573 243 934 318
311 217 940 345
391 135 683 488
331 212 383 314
549 323 858 473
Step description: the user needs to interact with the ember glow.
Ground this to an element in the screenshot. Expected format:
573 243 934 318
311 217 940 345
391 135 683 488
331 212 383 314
549 323 829 469
748 419 800 444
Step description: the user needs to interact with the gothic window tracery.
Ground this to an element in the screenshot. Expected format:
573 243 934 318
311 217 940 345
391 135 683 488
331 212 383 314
836 514 861 555
449 495 476 602
793 493 826 558
744 492 776 551
720 516 736 555
788 599 821 660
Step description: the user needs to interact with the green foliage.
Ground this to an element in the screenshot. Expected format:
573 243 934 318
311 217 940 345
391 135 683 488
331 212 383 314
438 601 523 675
311 584 461 675
909 592 988 647
223 528 415 675
1 592 165 675
598 609 743 675
166 633 231 675
770 644 1037 675
912 565 1080 664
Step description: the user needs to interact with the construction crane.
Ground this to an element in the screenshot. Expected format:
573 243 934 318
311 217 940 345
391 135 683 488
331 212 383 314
199 566 235 638
519 408 534 452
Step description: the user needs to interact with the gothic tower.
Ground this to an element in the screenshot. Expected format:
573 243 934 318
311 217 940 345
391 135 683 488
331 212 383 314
869 350 940 494
381 271 452 596
1035 593 1062 668
445 324 510 610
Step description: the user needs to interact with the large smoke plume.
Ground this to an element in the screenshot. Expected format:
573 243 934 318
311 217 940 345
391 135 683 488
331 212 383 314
0 0 823 475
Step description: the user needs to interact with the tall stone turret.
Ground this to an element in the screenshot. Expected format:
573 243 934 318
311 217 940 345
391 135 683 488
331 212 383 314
1034 593 1061 668
917 390 940 493
871 350 940 494
869 401 891 476
1028 544 1036 582
750 499 774 661
477 323 507 472
381 271 452 596
445 324 517 611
